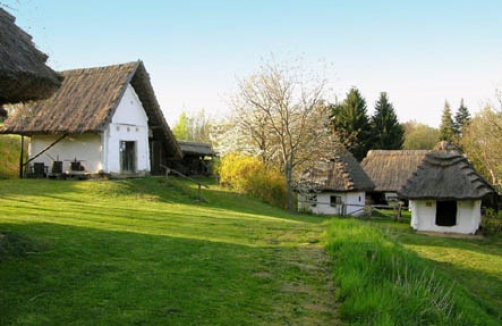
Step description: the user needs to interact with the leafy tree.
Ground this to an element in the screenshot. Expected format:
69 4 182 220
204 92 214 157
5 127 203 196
172 111 188 140
453 98 470 137
371 92 404 150
461 106 502 187
402 121 440 150
172 109 212 142
330 87 372 161
438 100 454 142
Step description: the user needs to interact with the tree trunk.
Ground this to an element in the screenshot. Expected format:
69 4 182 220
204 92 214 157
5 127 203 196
285 160 294 212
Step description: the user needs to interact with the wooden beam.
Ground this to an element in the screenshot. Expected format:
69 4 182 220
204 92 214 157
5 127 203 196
23 134 69 166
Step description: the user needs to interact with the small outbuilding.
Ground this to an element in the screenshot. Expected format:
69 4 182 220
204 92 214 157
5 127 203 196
398 150 495 234
0 61 181 177
297 145 374 216
361 150 430 203
177 141 215 176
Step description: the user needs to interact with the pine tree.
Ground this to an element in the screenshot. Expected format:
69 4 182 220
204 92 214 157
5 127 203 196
439 100 454 142
453 98 470 136
330 87 372 161
371 92 404 150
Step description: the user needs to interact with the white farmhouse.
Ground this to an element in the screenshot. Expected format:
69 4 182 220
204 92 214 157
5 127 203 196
1 61 181 177
398 150 495 234
296 145 374 216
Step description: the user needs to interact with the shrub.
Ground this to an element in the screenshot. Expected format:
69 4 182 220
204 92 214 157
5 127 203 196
481 208 502 235
219 153 287 208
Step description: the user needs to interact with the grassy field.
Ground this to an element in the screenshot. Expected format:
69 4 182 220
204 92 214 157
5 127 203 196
0 178 337 326
1 177 501 325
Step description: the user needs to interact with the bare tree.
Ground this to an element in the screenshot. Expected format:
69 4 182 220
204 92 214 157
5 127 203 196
229 59 331 211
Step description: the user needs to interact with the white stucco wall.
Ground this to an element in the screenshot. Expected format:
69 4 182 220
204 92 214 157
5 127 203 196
298 191 366 216
102 84 151 175
410 200 482 234
29 134 102 173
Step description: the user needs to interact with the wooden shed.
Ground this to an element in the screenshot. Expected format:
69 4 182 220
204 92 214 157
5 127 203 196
398 150 495 234
177 141 215 176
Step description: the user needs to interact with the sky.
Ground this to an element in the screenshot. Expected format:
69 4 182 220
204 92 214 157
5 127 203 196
4 0 502 127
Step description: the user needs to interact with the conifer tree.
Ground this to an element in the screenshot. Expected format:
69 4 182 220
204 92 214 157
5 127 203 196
330 87 372 161
453 98 471 136
439 100 454 142
371 92 404 150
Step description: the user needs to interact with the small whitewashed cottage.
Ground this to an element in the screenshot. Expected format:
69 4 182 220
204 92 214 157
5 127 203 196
296 145 374 216
0 61 181 177
398 149 495 234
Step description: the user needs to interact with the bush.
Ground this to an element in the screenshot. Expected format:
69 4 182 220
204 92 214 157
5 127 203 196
481 208 502 235
219 153 287 208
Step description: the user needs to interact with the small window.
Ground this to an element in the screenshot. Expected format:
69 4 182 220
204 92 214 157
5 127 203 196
305 193 317 203
330 196 342 207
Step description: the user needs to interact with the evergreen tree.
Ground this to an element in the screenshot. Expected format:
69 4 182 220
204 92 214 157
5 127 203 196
330 87 372 161
371 92 404 150
439 100 454 142
453 98 470 136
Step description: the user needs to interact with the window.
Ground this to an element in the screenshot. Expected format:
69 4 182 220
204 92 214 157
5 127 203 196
330 196 342 207
436 201 457 227
305 193 317 203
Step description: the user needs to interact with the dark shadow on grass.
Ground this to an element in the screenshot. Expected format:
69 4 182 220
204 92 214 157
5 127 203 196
0 221 336 326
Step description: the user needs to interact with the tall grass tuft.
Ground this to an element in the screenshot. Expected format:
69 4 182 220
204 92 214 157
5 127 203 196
324 218 498 326
0 134 24 178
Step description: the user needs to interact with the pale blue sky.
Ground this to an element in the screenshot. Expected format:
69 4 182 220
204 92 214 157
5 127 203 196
5 0 502 126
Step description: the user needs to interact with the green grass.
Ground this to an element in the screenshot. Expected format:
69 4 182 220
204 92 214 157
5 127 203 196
2 177 502 326
0 134 24 178
0 178 337 326
324 217 502 326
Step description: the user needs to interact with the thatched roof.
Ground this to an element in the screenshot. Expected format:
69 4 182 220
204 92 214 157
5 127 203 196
0 8 62 104
179 141 214 157
300 145 374 192
398 150 495 200
361 150 430 192
0 60 182 159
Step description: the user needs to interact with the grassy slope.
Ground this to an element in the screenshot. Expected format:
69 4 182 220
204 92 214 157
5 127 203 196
325 217 502 326
0 178 338 326
0 134 23 178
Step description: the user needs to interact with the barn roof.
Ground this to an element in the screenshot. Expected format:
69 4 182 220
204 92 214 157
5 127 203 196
0 8 61 104
0 60 182 159
398 150 495 200
361 150 430 192
300 144 374 192
178 141 215 156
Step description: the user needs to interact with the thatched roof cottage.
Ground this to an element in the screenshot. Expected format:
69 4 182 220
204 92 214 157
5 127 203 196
297 145 374 216
361 150 430 203
398 150 495 234
1 60 181 177
0 8 61 105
